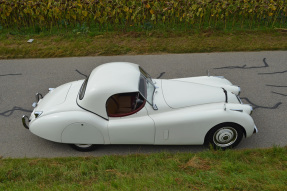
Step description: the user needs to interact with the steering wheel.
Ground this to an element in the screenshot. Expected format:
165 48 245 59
133 93 140 110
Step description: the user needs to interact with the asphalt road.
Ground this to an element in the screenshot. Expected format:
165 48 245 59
1 51 287 158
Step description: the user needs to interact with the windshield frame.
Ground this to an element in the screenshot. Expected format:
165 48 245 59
138 69 156 106
139 67 153 83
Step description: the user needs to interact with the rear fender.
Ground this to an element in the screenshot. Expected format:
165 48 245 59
29 111 108 144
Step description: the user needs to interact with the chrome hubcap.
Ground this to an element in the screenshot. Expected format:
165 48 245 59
75 144 92 148
213 127 238 147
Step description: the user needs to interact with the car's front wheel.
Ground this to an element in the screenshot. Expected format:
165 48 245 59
70 144 97 152
205 123 244 150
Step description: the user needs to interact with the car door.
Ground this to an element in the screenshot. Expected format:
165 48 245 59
107 92 155 144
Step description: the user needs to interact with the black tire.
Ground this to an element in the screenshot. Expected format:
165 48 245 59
205 123 244 150
70 144 97 152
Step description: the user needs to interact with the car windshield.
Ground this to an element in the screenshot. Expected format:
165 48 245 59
139 69 155 105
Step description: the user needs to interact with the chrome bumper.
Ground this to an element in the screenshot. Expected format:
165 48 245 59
32 93 43 108
22 115 30 129
22 92 45 130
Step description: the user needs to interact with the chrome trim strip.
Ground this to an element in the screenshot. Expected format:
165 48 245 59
22 115 29 129
230 109 243 112
253 125 258 134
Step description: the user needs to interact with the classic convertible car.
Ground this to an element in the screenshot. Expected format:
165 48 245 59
22 62 257 151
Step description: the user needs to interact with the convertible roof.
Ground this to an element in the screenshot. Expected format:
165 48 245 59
77 62 141 119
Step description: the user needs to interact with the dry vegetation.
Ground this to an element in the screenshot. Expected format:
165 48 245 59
1 30 287 59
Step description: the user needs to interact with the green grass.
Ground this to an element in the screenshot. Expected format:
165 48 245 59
1 147 287 190
1 29 287 59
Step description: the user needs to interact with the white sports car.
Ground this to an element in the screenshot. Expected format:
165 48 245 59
22 62 257 151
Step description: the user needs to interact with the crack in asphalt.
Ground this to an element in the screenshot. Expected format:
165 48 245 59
266 84 287 88
241 97 282 110
0 73 22 77
259 70 287 75
271 91 287 97
214 58 269 70
156 72 166 79
75 69 88 78
0 106 33 117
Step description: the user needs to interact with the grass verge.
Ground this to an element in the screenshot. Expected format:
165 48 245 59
1 30 287 59
0 147 287 190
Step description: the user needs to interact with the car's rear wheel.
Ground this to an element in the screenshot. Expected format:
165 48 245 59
70 144 97 152
205 123 243 150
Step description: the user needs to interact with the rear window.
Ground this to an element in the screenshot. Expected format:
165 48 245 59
79 76 89 100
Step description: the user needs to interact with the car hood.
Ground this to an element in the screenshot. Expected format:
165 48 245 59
161 80 225 109
172 76 240 95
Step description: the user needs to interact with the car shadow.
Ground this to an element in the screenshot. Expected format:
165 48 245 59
25 138 207 157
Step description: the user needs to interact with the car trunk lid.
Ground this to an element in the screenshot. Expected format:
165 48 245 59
34 83 72 111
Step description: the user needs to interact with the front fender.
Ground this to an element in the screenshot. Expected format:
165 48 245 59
223 110 255 137
152 104 255 145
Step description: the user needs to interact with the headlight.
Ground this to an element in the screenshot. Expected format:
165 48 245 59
34 111 43 118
